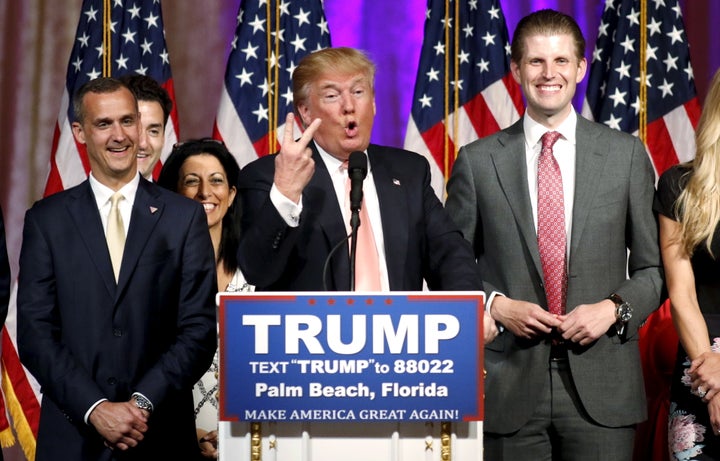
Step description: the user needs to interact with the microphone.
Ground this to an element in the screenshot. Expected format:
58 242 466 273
348 151 367 215
347 151 367 291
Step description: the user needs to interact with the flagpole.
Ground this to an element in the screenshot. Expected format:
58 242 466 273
452 0 460 164
265 0 275 153
442 0 451 183
639 0 647 143
103 0 111 77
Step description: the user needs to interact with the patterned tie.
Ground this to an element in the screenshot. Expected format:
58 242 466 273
107 192 125 282
341 161 382 291
537 131 566 315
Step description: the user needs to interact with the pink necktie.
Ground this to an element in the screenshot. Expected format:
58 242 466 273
342 161 382 291
537 131 566 315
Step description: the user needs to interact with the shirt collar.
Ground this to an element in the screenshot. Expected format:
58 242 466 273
523 110 577 148
315 143 371 175
89 172 141 209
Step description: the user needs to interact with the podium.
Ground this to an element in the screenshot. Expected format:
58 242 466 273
216 292 485 460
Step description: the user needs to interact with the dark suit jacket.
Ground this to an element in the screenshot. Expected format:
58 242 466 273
18 178 217 461
445 116 663 433
238 143 480 291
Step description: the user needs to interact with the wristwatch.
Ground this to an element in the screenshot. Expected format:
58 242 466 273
607 293 632 335
132 393 153 413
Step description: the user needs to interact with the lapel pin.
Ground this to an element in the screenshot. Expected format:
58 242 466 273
392 179 401 186
149 206 158 214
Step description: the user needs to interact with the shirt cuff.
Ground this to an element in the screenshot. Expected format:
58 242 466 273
486 291 505 333
270 183 302 227
85 398 108 424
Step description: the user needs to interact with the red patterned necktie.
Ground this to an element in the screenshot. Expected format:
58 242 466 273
341 161 382 291
537 131 566 315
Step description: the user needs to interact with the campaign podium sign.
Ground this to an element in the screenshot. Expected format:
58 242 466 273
218 292 485 424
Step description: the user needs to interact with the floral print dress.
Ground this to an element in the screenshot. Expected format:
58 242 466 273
656 165 720 460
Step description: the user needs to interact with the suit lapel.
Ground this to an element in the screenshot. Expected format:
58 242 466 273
67 181 117 296
306 144 351 290
492 122 543 276
116 179 164 297
369 147 407 290
569 116 607 261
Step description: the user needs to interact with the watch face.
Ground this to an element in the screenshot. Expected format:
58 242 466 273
619 304 632 322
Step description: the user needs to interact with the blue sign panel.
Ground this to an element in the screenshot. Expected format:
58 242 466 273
218 292 484 422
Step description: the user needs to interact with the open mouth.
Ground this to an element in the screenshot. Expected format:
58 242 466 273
202 203 217 212
345 121 358 136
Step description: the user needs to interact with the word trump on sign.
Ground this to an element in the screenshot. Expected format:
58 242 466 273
242 314 460 354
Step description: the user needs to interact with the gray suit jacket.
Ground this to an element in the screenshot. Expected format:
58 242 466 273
445 115 662 434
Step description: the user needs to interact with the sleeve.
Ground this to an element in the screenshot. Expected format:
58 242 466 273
418 154 482 291
133 203 217 405
17 206 106 421
654 165 685 220
237 158 303 288
613 137 664 335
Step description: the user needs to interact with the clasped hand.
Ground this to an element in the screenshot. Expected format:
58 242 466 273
492 297 617 346
89 400 149 451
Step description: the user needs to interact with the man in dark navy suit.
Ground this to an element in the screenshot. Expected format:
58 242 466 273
18 77 216 460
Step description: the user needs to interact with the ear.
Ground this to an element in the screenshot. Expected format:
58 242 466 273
297 104 311 127
510 61 521 84
576 57 588 83
71 122 86 145
229 186 237 205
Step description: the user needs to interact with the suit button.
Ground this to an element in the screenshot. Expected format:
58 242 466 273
113 328 123 337
107 377 117 385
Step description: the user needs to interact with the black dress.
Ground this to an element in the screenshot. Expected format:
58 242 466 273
655 165 720 460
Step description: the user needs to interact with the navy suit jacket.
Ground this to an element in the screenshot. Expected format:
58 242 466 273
18 177 217 460
238 143 480 291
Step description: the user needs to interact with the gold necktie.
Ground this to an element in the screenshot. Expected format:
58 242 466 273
107 192 125 282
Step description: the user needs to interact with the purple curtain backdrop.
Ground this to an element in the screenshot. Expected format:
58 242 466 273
315 0 718 148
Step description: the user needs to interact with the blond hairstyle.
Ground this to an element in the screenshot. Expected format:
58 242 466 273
675 69 720 256
292 47 376 119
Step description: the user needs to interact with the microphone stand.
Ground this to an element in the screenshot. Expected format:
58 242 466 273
349 209 361 292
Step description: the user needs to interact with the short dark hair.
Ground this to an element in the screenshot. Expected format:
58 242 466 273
73 77 137 124
119 74 173 124
157 139 241 275
511 9 586 64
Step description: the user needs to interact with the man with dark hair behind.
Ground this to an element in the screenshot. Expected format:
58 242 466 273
119 74 173 180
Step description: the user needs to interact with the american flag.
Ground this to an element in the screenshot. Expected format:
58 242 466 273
581 2 700 460
581 0 701 176
403 0 524 199
214 0 331 167
1 2 179 459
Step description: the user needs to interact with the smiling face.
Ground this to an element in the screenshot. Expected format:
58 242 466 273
136 99 166 179
178 153 237 231
511 33 587 128
297 71 376 161
72 87 140 189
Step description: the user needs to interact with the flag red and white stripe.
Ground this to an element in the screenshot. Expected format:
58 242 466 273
403 0 523 199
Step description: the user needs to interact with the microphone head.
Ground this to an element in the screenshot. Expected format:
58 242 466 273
348 151 368 179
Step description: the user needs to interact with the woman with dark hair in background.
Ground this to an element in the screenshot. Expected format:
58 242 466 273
159 138 253 459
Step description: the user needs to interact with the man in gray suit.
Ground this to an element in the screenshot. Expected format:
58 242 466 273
445 9 662 460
